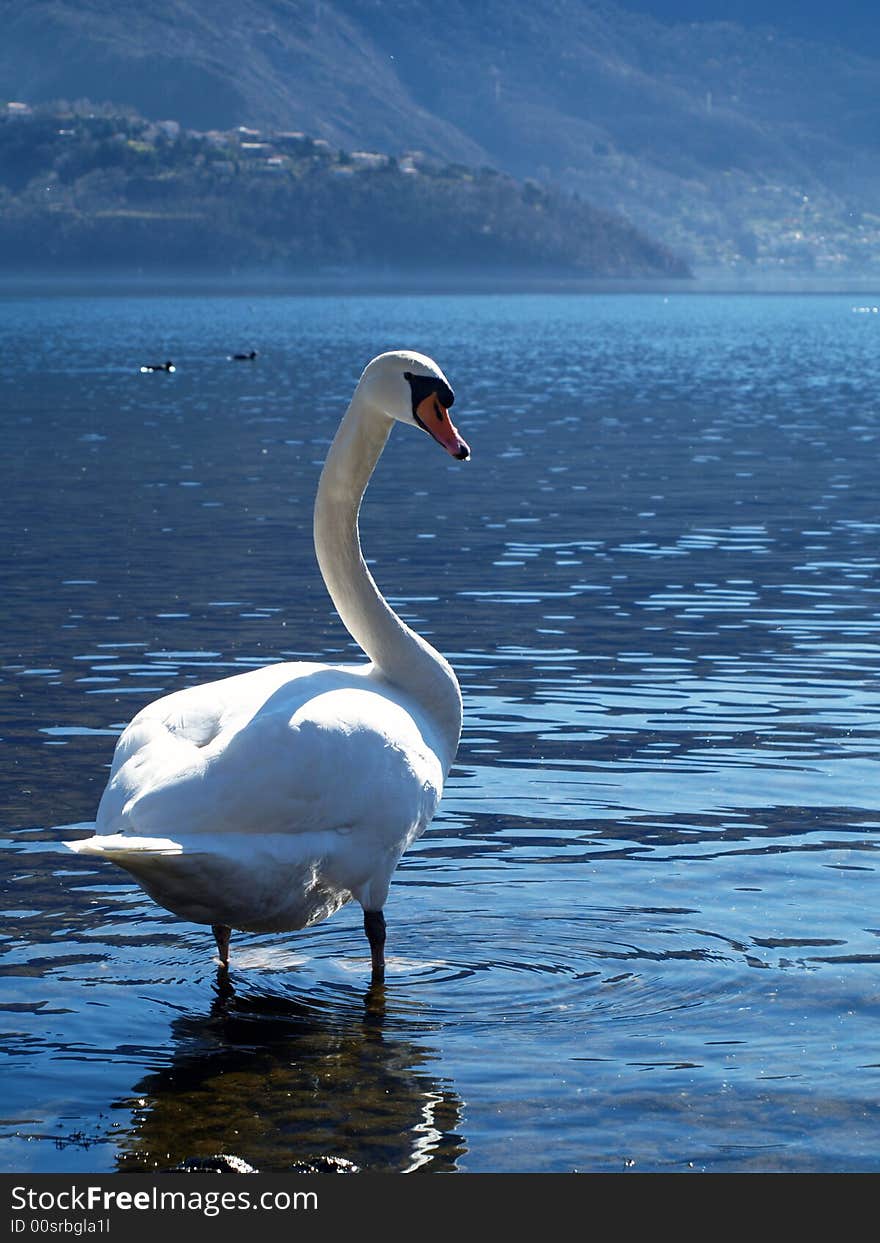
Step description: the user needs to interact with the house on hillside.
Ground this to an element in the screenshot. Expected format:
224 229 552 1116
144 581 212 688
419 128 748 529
350 151 387 170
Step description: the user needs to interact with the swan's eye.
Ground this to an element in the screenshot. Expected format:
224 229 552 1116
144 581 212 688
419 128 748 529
404 371 455 415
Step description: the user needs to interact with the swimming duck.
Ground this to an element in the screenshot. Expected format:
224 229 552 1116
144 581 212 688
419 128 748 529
140 360 176 373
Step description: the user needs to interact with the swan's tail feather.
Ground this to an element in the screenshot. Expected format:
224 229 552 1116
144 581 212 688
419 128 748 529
65 833 183 859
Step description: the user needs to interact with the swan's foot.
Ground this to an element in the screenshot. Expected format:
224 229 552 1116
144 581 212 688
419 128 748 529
212 923 231 969
363 909 386 985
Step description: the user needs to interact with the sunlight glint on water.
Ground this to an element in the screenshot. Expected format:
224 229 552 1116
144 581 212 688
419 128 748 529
2 290 880 1172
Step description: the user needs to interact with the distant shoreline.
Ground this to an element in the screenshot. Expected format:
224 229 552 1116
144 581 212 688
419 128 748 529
0 269 878 297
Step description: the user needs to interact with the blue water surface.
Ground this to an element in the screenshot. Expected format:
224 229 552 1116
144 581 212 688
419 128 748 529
2 288 879 1173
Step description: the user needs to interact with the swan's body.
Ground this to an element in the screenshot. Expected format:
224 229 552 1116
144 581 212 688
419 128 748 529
67 351 469 980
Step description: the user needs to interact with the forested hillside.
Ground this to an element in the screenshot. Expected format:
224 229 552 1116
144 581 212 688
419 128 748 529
0 106 689 277
1 0 878 272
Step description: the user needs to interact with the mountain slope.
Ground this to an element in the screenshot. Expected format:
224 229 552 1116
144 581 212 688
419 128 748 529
0 108 688 278
1 0 878 272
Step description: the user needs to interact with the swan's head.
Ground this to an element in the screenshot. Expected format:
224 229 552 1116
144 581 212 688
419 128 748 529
358 350 469 460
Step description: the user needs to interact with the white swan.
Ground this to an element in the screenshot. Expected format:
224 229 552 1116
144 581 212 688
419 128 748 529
66 351 470 983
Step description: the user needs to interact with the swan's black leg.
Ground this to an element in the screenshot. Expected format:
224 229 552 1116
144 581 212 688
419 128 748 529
363 909 386 984
212 923 231 969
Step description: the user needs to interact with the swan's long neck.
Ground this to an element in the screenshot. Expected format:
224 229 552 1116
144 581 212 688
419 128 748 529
313 389 462 771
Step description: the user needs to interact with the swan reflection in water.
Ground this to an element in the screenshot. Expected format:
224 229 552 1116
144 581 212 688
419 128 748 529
114 977 466 1174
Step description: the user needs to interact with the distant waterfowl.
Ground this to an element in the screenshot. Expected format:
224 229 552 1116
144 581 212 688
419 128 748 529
140 360 176 373
67 350 469 985
229 350 258 361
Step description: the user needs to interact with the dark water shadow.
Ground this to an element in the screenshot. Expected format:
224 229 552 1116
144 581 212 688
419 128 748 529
114 974 466 1173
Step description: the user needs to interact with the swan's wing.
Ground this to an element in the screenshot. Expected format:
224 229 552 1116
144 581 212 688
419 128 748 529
95 663 444 845
65 830 355 932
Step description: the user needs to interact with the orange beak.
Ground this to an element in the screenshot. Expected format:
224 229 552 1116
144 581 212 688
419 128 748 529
415 393 470 460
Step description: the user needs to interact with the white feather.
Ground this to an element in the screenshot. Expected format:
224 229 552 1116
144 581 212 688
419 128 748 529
66 351 468 956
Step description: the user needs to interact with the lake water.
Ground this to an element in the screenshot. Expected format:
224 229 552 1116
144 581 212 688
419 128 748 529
2 288 880 1174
